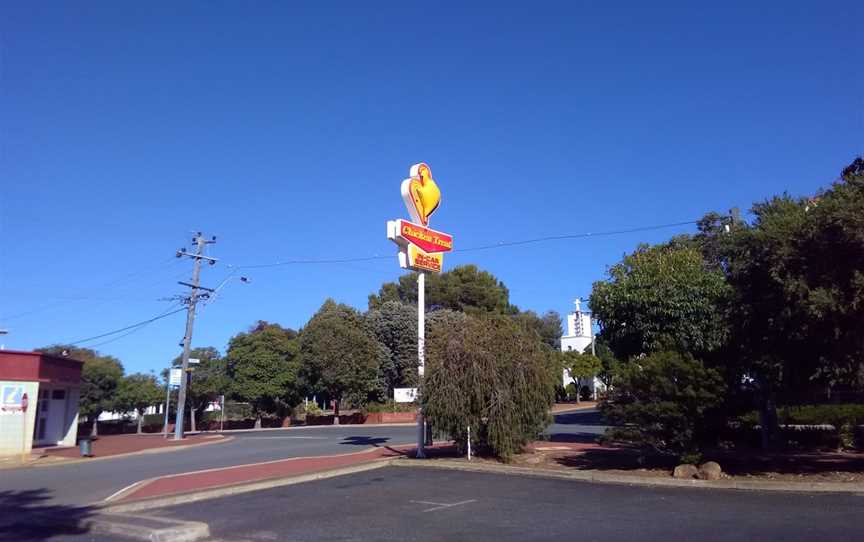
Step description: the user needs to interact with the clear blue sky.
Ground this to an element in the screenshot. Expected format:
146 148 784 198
2 2 861 375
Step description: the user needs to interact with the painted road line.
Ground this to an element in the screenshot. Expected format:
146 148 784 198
104 479 152 502
410 499 477 512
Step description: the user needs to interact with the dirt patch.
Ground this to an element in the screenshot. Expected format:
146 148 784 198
432 442 864 484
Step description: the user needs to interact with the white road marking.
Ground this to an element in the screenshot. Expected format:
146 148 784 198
410 499 477 512
104 479 149 502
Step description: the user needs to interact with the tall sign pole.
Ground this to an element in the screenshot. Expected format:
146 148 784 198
416 271 426 457
387 163 452 459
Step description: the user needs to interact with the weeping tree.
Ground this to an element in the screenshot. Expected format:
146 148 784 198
423 312 557 461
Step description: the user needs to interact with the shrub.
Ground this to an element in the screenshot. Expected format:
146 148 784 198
600 351 725 461
423 313 556 461
364 400 415 414
737 404 864 449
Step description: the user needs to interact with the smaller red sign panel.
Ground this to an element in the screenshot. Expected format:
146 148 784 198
398 220 453 254
408 245 443 273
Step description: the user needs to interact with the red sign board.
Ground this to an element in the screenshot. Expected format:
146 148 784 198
397 220 453 254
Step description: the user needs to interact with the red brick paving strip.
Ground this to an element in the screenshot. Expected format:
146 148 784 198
41 433 225 459
120 445 416 502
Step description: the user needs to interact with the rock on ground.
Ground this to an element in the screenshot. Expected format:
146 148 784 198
673 464 698 479
697 461 723 480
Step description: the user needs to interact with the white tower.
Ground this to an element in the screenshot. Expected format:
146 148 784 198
561 298 593 354
560 298 602 399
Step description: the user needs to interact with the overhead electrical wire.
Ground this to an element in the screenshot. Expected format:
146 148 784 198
53 218 701 348
67 306 187 346
229 219 700 269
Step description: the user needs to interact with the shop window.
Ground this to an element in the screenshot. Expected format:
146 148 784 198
52 389 66 400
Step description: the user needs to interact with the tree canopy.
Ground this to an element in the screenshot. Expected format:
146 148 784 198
590 244 731 361
368 265 514 314
226 321 301 425
299 300 382 417
364 301 418 394
114 373 162 433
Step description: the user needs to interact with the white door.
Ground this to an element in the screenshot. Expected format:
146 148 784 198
34 388 67 445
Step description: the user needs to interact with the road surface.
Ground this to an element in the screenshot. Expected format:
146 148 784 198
7 466 860 542
1 408 604 507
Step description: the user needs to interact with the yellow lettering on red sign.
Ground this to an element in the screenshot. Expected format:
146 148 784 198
400 222 453 252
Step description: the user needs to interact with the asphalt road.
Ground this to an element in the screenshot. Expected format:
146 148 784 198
1 409 605 508
153 467 864 542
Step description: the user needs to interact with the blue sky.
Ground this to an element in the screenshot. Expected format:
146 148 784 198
1 1 861 375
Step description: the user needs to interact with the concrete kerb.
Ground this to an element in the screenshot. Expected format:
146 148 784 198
393 457 864 495
103 460 393 514
88 513 210 542
18 435 237 470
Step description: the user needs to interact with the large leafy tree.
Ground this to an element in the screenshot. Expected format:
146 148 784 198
226 321 301 428
368 265 514 314
513 310 563 351
716 158 864 446
36 345 124 436
299 300 381 421
423 312 557 461
364 301 418 394
590 244 731 361
171 347 228 432
114 373 162 433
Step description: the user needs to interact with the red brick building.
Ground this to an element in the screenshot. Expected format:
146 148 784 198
0 350 83 456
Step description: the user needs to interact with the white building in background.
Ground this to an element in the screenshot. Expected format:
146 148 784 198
561 298 605 399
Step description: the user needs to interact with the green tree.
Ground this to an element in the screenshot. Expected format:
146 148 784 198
600 351 725 461
369 265 514 314
423 313 557 461
590 244 731 361
513 310 563 351
716 159 864 446
559 351 602 403
171 347 228 433
364 301 418 394
36 345 124 437
592 338 621 391
114 373 162 433
226 321 301 428
299 300 381 422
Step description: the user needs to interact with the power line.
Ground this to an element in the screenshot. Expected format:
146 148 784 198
229 219 699 269
453 220 699 253
0 258 184 322
67 306 187 346
82 302 184 349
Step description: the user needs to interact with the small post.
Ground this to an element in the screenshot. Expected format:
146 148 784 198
220 394 225 433
162 377 171 438
467 425 472 461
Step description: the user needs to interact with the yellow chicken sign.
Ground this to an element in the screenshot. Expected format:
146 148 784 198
389 162 451 274
401 163 441 227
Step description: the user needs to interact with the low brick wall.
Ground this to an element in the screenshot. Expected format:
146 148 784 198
363 412 417 424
